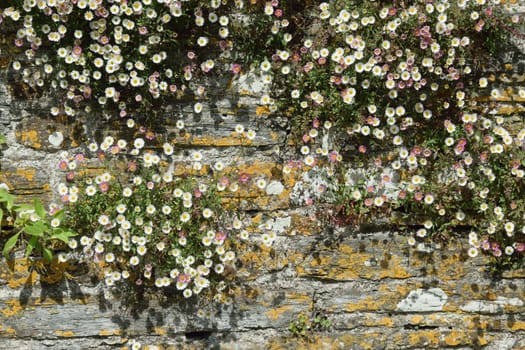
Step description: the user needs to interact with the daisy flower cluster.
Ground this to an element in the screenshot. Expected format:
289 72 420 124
1 0 245 118
54 128 258 299
258 1 524 267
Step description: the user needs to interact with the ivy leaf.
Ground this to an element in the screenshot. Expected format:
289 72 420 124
3 232 20 259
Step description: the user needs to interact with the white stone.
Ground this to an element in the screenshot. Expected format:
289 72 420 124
396 288 448 312
495 296 524 307
460 300 502 314
266 180 284 195
48 131 64 147
461 296 524 314
272 216 291 233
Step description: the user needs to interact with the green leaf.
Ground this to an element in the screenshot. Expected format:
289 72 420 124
26 236 39 257
0 208 3 226
12 204 34 213
23 222 47 237
3 232 20 259
50 229 76 243
0 134 6 145
43 247 53 262
52 209 65 220
0 189 15 210
33 199 46 219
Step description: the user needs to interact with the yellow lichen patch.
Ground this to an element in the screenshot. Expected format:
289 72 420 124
16 130 41 149
266 333 388 350
464 316 489 330
435 253 465 281
1 258 38 289
345 296 382 312
328 249 412 280
270 132 281 141
377 254 412 279
239 89 253 96
407 330 440 347
228 161 278 179
1 299 24 318
240 250 269 269
289 213 320 236
286 252 304 265
444 329 471 346
264 305 293 321
327 252 370 280
55 330 75 337
286 292 313 308
478 334 492 346
255 105 270 116
176 134 251 147
153 327 167 336
411 315 424 325
309 255 332 268
494 104 525 115
509 320 525 331
363 315 394 327
99 329 122 336
5 327 16 335
333 333 380 349
15 167 36 182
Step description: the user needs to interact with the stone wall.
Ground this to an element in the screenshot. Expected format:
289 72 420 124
1 5 525 350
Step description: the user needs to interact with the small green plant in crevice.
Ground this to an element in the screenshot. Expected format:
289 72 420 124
289 313 309 338
289 310 332 339
0 188 77 262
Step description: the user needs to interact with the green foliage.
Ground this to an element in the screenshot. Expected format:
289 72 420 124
1 0 524 284
257 1 525 270
54 130 263 298
0 189 76 262
289 311 332 338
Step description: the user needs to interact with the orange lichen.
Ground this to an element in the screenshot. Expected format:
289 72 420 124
444 330 462 346
255 106 270 116
363 315 394 327
153 327 167 336
407 330 440 347
1 258 38 289
345 296 382 312
1 299 24 318
435 253 465 281
411 315 424 324
99 329 122 336
16 130 41 149
55 330 75 337
264 305 293 321
15 168 36 182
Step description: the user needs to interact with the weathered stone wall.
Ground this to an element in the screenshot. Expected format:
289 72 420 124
1 5 525 350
